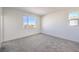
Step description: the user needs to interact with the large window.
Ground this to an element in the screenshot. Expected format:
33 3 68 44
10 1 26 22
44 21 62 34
68 12 79 26
23 16 37 29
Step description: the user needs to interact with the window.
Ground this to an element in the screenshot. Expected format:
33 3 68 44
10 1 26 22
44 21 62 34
23 16 37 29
69 20 78 26
68 12 79 26
69 12 79 20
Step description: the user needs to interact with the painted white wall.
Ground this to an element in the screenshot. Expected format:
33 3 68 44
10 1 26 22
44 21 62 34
4 8 41 41
42 10 79 42
0 7 2 48
0 8 1 42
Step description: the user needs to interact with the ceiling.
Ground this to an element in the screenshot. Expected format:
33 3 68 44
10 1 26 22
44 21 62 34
14 7 79 16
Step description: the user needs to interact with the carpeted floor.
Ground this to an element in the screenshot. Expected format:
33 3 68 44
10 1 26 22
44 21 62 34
1 33 79 52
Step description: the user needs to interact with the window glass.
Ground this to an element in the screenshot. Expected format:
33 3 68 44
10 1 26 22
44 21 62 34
23 16 37 29
68 12 79 26
69 20 78 26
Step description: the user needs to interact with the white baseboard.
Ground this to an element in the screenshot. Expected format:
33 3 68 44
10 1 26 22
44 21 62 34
41 32 79 43
3 32 40 42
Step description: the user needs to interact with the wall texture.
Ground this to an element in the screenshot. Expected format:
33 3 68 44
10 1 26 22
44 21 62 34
42 10 79 42
4 8 41 41
0 7 2 47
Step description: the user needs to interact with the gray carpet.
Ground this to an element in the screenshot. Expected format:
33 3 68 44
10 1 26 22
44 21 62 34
1 33 79 52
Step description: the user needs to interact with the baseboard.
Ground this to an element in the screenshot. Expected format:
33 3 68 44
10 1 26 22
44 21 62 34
3 32 41 43
3 32 79 44
41 32 79 44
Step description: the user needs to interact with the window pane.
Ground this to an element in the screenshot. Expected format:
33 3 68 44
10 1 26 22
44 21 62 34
69 12 79 19
69 20 78 26
23 16 37 29
23 16 28 25
28 16 36 25
68 12 79 26
69 12 79 17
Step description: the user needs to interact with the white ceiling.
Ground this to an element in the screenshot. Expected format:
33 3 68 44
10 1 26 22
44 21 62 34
14 7 79 16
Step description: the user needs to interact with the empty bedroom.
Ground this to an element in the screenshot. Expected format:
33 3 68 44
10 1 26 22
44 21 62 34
0 7 79 52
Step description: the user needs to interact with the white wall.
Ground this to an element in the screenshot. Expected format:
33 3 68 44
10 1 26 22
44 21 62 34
4 8 41 41
0 7 2 47
42 10 79 42
0 8 1 47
